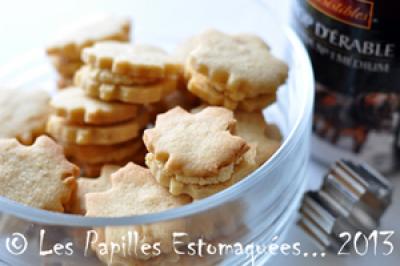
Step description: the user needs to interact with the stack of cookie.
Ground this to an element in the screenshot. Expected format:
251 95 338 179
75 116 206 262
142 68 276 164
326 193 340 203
183 29 288 112
46 15 131 88
144 106 254 199
47 41 182 176
47 87 148 177
172 30 286 197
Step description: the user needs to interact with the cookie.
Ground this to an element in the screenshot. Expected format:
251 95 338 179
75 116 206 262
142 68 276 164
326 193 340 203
174 36 201 64
236 93 277 112
265 123 283 142
174 34 206 92
82 42 182 79
146 147 255 199
51 87 139 125
144 106 248 177
187 72 237 109
0 136 79 211
46 15 130 60
188 70 276 111
68 145 146 178
68 165 119 214
175 29 270 62
235 111 281 166
69 144 146 177
57 78 74 89
186 29 288 100
0 87 50 144
46 113 148 145
74 162 108 178
159 88 201 111
143 107 249 198
86 163 191 260
75 70 178 104
77 65 161 86
50 56 83 78
63 138 144 164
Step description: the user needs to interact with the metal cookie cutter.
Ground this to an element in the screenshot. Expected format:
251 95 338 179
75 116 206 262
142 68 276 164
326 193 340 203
298 159 393 252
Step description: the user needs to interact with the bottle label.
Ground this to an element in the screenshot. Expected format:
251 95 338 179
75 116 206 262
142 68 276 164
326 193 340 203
295 0 400 95
308 0 374 29
294 0 400 172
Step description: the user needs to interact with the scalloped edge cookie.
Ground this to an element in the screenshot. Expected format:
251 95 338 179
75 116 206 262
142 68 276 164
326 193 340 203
82 42 182 79
186 29 288 98
0 87 51 145
75 70 178 104
0 136 79 211
46 15 130 60
46 113 148 145
51 87 139 125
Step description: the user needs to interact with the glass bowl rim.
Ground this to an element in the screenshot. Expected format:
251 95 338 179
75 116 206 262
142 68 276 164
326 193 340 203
0 27 314 227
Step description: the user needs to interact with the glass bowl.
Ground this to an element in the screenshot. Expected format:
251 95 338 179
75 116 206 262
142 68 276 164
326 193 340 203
0 0 314 265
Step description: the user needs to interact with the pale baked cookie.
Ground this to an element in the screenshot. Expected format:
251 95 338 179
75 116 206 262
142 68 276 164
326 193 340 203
46 113 148 145
266 123 283 142
0 88 50 144
86 163 191 261
77 65 161 86
159 88 201 111
174 34 206 91
50 56 83 78
143 106 249 199
68 165 119 214
187 71 237 109
57 78 74 89
176 29 270 63
186 29 288 101
146 148 255 199
237 93 276 112
51 87 138 125
174 36 201 64
82 42 182 79
75 70 177 104
63 138 144 164
74 161 113 179
0 136 79 211
46 15 130 61
67 144 146 178
187 68 277 111
235 111 281 166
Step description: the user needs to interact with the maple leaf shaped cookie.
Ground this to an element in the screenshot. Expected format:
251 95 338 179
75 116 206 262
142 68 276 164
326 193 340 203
0 136 79 212
86 163 190 260
143 106 249 178
68 164 119 214
187 29 288 99
235 111 281 166
51 87 139 125
0 87 50 145
46 15 130 60
82 42 182 78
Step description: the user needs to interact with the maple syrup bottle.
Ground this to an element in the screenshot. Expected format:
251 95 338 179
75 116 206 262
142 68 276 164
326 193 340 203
293 0 400 175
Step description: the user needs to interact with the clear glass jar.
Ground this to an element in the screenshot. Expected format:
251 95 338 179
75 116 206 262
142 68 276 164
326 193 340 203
0 0 314 265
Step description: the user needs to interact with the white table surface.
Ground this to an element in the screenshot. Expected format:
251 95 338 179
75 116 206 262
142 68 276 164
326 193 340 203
0 1 399 265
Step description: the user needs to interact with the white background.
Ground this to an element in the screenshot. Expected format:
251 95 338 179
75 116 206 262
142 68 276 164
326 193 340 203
0 0 399 265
